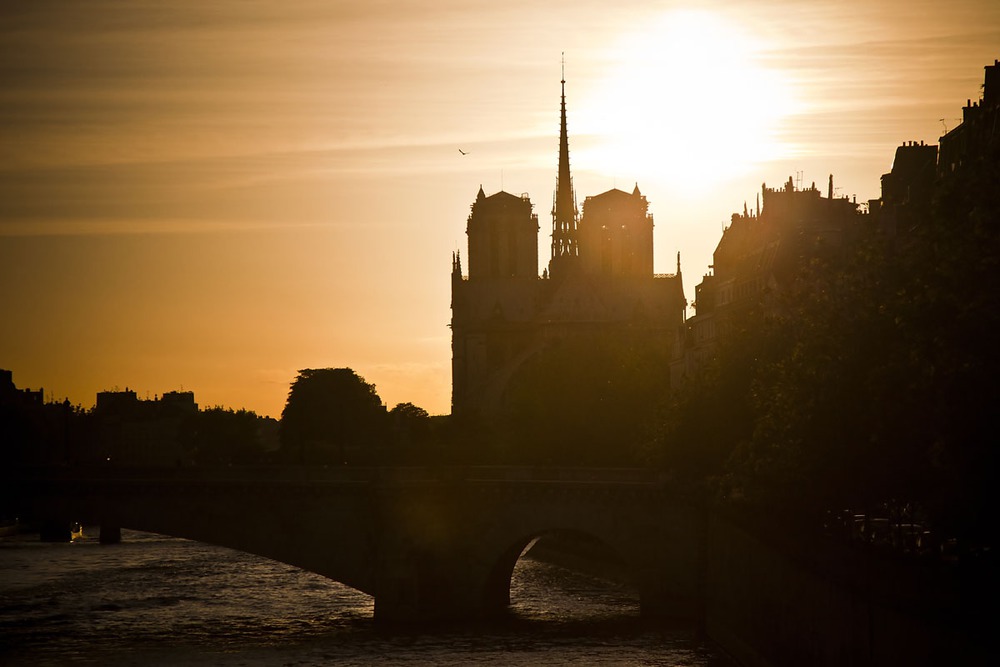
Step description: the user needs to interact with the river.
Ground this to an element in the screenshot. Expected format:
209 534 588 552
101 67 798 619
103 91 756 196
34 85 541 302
0 528 735 666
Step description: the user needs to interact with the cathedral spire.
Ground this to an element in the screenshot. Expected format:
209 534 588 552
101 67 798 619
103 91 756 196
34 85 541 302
549 54 578 278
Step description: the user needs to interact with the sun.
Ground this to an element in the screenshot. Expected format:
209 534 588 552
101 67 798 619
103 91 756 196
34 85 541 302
577 10 798 193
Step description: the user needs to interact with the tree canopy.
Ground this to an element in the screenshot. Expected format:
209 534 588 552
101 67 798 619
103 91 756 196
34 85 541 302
183 407 274 465
280 368 386 464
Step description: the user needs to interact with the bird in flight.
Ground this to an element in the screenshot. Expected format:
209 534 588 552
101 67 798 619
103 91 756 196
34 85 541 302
458 149 468 155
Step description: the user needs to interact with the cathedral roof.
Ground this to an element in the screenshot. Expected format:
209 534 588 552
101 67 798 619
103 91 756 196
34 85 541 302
473 190 533 212
485 190 526 203
586 187 644 203
469 189 534 220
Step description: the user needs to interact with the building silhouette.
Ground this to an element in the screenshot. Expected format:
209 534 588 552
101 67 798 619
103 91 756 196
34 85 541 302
0 369 42 408
672 59 1000 385
1 369 45 465
451 74 686 419
91 388 198 465
671 177 866 384
877 59 998 236
938 59 1000 177
878 141 938 235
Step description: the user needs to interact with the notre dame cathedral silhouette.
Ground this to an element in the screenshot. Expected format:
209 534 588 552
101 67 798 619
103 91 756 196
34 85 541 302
450 71 687 420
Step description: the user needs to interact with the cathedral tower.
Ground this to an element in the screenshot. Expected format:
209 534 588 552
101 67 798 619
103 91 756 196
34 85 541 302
466 186 538 280
577 184 654 278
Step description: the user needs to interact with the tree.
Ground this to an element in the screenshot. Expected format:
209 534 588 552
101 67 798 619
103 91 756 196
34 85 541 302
185 407 269 465
654 306 775 492
279 368 387 464
389 402 431 443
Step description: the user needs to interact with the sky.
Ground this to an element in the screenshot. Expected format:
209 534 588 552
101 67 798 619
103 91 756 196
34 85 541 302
2 0 998 417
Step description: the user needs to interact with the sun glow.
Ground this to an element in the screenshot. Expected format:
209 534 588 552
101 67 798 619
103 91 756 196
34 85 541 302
577 10 799 193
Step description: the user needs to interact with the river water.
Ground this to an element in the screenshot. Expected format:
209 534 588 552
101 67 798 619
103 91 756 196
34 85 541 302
0 529 734 666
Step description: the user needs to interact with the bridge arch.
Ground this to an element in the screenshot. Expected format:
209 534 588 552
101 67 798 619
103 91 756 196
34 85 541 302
97 518 377 600
459 484 704 621
481 527 636 614
12 472 384 599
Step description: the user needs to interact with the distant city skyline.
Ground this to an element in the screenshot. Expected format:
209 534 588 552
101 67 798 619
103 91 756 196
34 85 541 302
2 1 998 417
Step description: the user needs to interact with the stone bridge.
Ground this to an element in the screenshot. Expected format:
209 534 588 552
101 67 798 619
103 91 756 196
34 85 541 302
6 466 704 622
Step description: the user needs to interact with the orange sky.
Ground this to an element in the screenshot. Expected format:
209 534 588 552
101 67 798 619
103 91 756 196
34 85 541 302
2 0 998 417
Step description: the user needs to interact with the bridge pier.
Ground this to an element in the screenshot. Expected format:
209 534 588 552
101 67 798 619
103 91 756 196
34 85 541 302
99 524 122 544
634 563 705 620
374 555 499 622
638 585 702 620
39 519 73 542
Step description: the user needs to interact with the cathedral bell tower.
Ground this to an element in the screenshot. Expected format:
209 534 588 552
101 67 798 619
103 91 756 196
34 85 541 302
465 186 538 281
452 184 538 418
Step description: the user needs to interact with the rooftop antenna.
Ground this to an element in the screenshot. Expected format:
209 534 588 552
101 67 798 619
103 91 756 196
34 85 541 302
939 118 960 133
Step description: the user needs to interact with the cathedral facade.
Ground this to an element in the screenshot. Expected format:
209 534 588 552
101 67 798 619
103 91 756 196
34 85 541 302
450 76 686 419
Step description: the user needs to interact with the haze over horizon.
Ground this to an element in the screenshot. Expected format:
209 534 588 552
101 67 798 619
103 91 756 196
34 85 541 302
2 0 998 417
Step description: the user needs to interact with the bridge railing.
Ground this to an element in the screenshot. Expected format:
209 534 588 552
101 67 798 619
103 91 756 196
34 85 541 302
9 464 666 487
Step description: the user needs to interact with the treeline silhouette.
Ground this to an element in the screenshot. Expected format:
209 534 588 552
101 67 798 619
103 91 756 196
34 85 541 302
0 397 279 468
0 369 444 469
